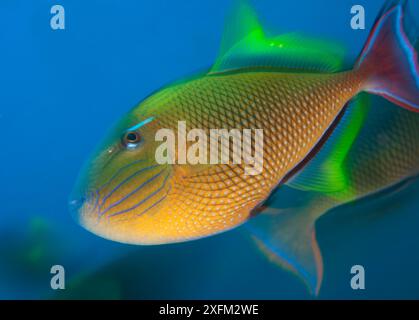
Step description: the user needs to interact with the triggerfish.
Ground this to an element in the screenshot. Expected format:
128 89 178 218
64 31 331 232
70 0 419 252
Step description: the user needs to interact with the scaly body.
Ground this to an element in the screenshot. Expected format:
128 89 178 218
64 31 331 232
85 71 362 243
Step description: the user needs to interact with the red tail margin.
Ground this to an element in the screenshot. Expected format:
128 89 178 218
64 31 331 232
355 2 419 112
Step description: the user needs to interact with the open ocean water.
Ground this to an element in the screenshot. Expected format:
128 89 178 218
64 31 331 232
1 0 419 299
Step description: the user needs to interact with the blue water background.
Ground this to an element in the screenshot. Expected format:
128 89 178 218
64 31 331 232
1 0 419 299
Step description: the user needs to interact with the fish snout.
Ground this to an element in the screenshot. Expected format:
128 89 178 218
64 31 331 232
68 196 86 221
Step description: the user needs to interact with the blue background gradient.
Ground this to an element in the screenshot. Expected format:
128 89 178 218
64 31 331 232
0 0 419 299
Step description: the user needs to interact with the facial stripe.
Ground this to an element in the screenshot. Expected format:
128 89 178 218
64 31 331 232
92 190 100 212
91 159 146 212
98 164 158 212
136 185 172 217
100 169 166 217
96 159 146 193
108 172 170 218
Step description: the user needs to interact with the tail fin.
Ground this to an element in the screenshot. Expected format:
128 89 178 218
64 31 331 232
355 0 419 111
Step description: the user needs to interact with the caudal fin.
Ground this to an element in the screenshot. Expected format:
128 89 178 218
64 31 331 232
355 0 419 111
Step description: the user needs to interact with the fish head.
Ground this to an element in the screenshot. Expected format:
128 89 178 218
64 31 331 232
71 80 261 245
70 86 181 244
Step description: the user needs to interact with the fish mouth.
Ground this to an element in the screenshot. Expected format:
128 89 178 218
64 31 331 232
68 197 85 221
68 190 100 224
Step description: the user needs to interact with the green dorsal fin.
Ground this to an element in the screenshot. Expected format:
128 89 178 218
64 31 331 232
211 2 346 74
286 94 371 196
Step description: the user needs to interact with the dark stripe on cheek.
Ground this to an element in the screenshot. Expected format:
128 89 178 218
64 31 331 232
107 172 171 218
100 169 166 217
98 164 158 212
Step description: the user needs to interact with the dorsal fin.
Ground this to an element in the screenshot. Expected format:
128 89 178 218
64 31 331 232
210 2 346 74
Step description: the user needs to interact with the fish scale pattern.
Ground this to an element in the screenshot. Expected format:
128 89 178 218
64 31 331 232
133 70 362 240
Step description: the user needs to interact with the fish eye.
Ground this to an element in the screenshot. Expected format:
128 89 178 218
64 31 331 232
122 131 142 149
